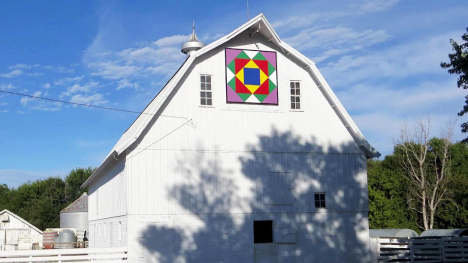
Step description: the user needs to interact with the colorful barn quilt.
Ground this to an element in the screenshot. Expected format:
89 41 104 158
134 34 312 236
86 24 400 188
225 48 278 104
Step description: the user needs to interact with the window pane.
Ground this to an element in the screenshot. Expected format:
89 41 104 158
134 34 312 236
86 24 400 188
296 89 300 95
321 201 326 208
207 92 211 98
207 83 211 90
201 76 205 82
315 201 320 208
291 97 295 102
206 76 211 83
295 82 300 88
296 97 300 102
207 99 212 105
201 92 206 98
296 103 300 109
201 98 206 105
291 103 295 109
201 83 205 90
290 89 295 95
290 82 294 89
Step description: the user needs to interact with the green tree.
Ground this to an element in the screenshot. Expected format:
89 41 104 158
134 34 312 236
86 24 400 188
368 157 419 231
441 28 468 143
64 167 94 203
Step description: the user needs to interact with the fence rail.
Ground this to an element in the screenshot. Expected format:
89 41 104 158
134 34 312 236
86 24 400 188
371 237 468 263
0 247 127 262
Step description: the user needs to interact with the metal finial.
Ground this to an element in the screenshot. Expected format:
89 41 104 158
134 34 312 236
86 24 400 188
181 21 206 56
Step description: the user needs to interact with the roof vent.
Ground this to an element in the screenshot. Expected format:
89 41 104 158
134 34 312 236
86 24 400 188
181 22 206 56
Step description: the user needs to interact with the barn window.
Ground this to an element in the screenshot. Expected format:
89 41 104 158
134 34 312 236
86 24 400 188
314 193 326 208
290 81 301 109
200 75 212 106
254 220 273 243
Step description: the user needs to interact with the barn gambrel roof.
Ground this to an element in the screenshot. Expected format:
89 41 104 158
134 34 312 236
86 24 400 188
82 13 380 187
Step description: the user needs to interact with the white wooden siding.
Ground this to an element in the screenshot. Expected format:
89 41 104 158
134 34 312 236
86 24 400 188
88 154 127 221
126 213 371 263
124 32 367 216
89 216 127 248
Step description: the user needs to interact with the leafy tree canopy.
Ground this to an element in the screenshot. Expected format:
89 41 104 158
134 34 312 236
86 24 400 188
0 167 94 230
441 28 468 142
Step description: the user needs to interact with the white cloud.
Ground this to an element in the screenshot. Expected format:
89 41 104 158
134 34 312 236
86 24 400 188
89 61 141 80
61 81 99 97
20 91 42 105
273 0 399 29
321 33 456 86
284 27 390 60
27 72 44 77
43 65 75 73
1 69 23 78
153 35 190 47
70 93 107 105
354 0 399 13
117 79 139 90
19 90 62 111
8 64 32 70
0 83 16 90
54 75 85 86
43 83 51 89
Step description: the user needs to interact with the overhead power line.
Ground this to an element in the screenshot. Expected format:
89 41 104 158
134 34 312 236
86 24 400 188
0 89 189 120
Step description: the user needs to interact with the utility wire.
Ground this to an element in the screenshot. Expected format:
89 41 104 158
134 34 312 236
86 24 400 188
0 89 189 120
126 119 193 160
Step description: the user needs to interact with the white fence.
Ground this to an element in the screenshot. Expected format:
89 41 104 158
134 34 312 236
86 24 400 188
371 237 468 263
0 247 127 262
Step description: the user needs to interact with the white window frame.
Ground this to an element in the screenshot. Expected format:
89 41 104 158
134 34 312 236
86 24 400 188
200 74 212 106
290 81 301 110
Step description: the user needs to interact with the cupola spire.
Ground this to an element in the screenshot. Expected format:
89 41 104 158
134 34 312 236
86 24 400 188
181 21 206 56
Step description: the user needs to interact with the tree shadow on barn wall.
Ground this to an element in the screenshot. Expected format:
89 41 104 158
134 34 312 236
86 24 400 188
139 128 371 263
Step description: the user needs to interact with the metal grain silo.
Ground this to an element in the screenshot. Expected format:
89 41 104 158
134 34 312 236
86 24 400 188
60 193 88 232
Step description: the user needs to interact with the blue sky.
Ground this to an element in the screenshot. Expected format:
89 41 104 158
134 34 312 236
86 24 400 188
0 0 467 187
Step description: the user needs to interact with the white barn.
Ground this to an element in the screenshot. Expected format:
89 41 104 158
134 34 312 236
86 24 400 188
0 209 43 251
82 14 380 263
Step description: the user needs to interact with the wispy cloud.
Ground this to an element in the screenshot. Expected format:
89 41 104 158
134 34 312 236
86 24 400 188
89 61 141 80
284 27 390 61
1 69 24 78
321 33 455 86
153 34 190 47
117 78 139 90
54 75 85 86
8 64 33 70
272 0 399 29
0 83 16 90
61 81 99 97
43 83 51 89
19 91 62 111
70 93 107 105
